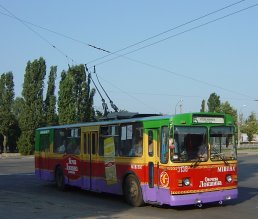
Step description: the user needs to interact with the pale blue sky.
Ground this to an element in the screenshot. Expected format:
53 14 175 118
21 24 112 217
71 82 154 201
0 0 257 118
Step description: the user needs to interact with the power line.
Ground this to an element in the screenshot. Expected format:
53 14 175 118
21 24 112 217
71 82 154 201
89 3 258 68
84 65 109 115
94 74 162 113
1 2 257 107
0 4 77 65
84 3 258 101
93 66 119 112
0 11 110 54
86 0 247 65
100 54 256 100
0 0 247 63
0 4 160 113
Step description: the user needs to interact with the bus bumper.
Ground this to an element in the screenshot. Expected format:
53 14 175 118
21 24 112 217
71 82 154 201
169 189 238 206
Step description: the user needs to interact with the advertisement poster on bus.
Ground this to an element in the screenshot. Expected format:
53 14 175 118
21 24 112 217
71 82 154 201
104 137 117 185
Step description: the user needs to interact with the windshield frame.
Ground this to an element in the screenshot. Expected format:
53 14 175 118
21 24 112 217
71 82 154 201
170 125 208 163
210 125 237 161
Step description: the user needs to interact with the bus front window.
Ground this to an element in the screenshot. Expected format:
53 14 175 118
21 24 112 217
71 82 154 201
210 126 236 161
171 126 207 162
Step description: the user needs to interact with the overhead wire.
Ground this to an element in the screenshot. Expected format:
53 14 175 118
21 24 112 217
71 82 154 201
86 0 247 65
0 0 248 61
94 73 162 113
93 66 119 112
1 2 257 109
0 4 76 65
88 3 258 68
0 3 160 113
84 65 109 115
86 3 258 101
0 10 110 54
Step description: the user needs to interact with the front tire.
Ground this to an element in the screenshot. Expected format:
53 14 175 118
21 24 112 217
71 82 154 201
124 174 144 207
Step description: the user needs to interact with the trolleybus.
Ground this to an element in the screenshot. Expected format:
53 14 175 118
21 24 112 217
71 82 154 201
35 112 238 207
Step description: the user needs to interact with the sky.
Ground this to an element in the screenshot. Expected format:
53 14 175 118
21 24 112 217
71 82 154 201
0 0 258 118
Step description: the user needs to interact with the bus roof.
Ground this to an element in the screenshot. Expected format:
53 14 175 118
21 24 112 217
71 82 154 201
36 112 233 131
36 114 171 131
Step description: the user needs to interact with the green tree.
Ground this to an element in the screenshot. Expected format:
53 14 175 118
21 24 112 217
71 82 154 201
12 97 25 121
84 72 95 121
220 101 237 122
17 57 46 155
0 72 16 153
200 99 206 112
207 92 221 112
242 112 258 142
44 66 57 126
58 65 95 124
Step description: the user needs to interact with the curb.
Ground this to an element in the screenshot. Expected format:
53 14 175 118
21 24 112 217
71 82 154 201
0 153 34 159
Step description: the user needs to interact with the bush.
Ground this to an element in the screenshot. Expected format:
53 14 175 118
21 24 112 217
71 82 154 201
17 132 34 155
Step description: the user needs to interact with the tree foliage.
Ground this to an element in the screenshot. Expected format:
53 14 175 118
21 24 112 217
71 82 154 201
220 101 237 123
0 72 18 152
58 65 95 124
2 58 258 155
44 66 57 126
17 57 46 155
241 112 258 142
12 97 25 122
200 99 206 112
207 92 221 112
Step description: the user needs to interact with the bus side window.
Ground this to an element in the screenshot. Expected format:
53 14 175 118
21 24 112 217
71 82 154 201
87 133 91 154
160 126 169 164
148 130 153 157
129 127 143 157
39 133 50 152
66 128 81 154
99 126 108 156
54 129 66 153
83 133 87 154
92 132 98 155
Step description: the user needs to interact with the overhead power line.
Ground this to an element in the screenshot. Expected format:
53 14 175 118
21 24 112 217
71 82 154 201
0 4 76 65
0 10 110 54
84 65 109 115
1 2 257 105
88 2 258 68
86 0 247 65
0 0 247 63
93 66 119 112
0 3 160 113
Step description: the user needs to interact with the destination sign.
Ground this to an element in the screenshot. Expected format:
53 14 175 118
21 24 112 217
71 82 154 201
193 116 224 124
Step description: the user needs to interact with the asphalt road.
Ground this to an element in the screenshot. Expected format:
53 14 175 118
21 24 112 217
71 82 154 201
0 152 258 219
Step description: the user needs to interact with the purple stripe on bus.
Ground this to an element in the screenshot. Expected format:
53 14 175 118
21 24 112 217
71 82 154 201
35 170 123 195
168 189 238 206
35 169 53 181
141 184 238 206
35 170 237 206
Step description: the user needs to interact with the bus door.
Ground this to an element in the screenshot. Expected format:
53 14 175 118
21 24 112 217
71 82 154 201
145 128 160 202
63 128 82 186
38 130 51 180
81 127 99 190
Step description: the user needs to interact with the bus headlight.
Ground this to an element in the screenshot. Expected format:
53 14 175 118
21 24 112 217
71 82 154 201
226 175 232 183
183 178 190 186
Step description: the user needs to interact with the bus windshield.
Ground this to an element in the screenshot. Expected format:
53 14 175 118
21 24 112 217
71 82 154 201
210 126 237 161
171 126 208 162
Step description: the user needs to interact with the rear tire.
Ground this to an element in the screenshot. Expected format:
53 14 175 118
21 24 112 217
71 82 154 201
124 174 144 207
55 167 66 191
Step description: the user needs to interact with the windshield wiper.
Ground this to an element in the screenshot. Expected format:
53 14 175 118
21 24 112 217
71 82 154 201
191 157 202 168
211 147 229 165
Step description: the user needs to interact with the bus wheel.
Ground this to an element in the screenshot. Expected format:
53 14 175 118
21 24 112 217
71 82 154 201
55 167 66 191
124 174 144 207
